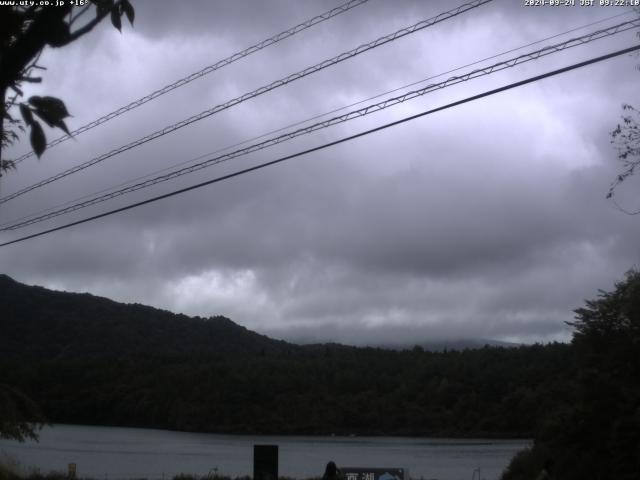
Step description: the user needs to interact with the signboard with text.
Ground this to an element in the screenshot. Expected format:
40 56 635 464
342 467 407 480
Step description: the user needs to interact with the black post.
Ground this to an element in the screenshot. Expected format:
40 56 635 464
253 444 278 480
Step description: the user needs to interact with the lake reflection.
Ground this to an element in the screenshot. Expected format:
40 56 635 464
0 425 530 480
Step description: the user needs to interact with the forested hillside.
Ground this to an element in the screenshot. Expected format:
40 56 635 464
1 343 574 436
0 274 292 360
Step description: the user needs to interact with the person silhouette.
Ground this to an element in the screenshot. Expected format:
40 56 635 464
323 461 342 480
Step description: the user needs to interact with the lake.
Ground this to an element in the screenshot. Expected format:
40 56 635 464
0 425 530 480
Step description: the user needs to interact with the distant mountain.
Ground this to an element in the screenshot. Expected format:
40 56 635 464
279 331 520 351
0 274 294 361
2 274 519 362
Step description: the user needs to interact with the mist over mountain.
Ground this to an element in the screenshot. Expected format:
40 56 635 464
1 274 521 356
278 330 521 351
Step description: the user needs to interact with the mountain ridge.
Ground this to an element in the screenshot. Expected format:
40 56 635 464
0 273 294 361
1 274 521 358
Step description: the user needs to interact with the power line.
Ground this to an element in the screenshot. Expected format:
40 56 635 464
3 19 637 232
11 0 371 165
4 18 636 230
5 10 631 230
1 44 638 248
0 0 493 206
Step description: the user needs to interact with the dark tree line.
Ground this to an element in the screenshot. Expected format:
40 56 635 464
0 343 574 438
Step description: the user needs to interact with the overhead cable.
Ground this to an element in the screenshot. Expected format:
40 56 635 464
2 19 637 232
1 44 638 248
4 10 632 229
0 0 493 206
11 0 371 165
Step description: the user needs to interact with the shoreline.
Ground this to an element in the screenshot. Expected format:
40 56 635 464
24 423 533 442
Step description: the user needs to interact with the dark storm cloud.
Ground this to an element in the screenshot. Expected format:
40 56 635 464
132 0 441 41
1 0 639 344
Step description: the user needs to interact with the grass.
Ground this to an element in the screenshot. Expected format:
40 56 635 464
0 467 306 480
0 454 22 480
1 455 318 480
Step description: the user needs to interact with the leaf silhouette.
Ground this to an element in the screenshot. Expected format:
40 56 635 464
57 119 71 137
121 0 134 25
19 104 33 126
30 121 46 158
111 7 122 32
94 0 115 17
29 96 70 119
29 96 72 136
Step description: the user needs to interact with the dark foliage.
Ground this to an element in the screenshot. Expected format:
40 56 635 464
13 474 252 480
0 383 45 441
609 104 640 213
0 1 134 170
502 270 640 480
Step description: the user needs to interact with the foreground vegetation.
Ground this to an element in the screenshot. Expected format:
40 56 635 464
501 271 640 480
0 463 257 480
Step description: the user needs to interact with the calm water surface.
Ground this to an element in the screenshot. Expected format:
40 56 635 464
0 425 530 480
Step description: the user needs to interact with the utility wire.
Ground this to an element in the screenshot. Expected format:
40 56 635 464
1 44 638 248
11 0 371 165
4 10 631 229
2 19 637 232
0 0 493 206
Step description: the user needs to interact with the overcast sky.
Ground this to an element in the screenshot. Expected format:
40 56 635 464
1 0 639 345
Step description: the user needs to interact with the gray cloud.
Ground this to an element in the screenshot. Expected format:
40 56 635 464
1 0 639 346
